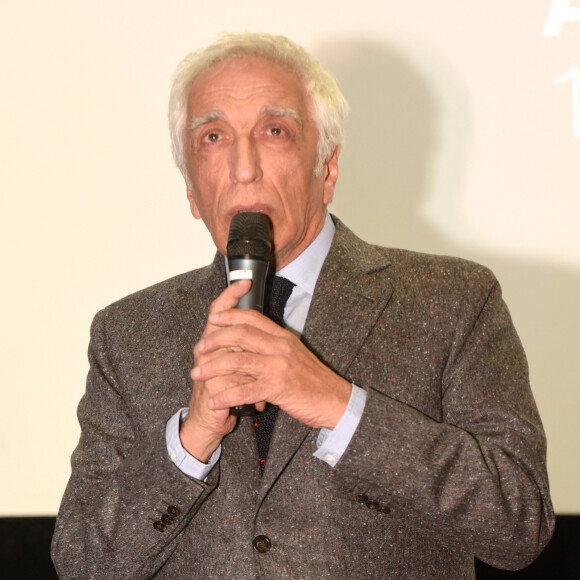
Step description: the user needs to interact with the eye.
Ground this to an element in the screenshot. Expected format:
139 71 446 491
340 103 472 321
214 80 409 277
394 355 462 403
203 131 220 143
264 124 292 140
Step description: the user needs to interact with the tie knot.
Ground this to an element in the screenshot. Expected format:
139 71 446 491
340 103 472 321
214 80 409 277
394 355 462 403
266 276 295 326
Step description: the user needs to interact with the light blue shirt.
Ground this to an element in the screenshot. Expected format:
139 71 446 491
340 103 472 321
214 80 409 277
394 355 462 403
166 212 367 479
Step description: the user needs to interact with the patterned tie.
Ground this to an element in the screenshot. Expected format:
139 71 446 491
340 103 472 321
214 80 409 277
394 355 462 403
254 276 296 474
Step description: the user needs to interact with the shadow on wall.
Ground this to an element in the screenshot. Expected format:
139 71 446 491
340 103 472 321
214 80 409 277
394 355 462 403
315 37 580 509
316 36 446 249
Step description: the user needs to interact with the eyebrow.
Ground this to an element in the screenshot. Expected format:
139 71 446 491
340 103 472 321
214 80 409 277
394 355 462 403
188 106 303 133
189 111 224 132
261 106 303 127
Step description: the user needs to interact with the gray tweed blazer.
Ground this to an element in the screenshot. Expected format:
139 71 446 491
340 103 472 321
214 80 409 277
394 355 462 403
52 217 554 579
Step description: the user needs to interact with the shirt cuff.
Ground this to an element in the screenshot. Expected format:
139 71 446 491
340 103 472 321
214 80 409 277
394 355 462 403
165 408 221 480
313 384 367 467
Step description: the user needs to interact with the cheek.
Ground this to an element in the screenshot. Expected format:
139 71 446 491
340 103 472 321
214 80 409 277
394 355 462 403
199 213 228 255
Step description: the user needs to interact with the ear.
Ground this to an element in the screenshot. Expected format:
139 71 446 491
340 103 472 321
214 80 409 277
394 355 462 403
181 170 201 219
322 146 340 205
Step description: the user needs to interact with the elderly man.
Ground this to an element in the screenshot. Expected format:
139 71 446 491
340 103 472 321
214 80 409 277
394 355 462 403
52 33 554 578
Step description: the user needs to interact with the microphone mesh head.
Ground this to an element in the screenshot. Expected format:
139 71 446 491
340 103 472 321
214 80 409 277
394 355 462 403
227 212 271 260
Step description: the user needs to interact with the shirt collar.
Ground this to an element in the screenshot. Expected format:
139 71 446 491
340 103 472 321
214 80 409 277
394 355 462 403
277 212 335 295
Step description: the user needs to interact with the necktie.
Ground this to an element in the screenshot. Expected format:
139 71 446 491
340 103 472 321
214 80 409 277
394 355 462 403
254 276 295 474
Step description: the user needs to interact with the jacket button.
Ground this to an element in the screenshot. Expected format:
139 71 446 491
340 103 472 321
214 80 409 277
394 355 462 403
167 505 180 516
161 514 175 525
153 521 167 533
253 535 272 553
354 493 369 504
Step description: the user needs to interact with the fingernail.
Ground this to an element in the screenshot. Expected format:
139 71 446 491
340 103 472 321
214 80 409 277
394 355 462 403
191 367 200 379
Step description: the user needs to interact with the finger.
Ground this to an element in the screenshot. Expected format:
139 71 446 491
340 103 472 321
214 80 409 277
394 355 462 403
192 373 253 395
209 279 252 315
207 306 279 329
197 324 287 357
191 351 264 382
194 342 244 367
199 279 252 341
207 380 268 411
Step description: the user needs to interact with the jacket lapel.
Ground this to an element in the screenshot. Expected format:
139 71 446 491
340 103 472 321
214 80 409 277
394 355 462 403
262 217 394 487
303 217 393 380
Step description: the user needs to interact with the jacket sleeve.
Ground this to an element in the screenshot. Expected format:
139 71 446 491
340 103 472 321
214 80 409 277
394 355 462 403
51 310 218 579
333 266 554 570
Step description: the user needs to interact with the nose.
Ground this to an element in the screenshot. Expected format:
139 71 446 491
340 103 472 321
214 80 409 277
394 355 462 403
230 136 262 184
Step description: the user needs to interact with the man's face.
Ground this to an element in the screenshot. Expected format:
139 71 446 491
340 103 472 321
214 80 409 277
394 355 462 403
182 56 339 269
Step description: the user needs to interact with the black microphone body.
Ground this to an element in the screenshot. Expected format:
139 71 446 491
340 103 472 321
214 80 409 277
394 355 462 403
226 212 271 416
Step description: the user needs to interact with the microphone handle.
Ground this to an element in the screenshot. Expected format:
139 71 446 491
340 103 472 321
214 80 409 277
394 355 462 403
227 257 269 416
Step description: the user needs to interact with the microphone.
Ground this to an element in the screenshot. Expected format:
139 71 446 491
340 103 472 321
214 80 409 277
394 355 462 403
226 211 271 416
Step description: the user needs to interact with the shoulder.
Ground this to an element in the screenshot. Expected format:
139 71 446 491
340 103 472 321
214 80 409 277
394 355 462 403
384 246 496 288
331 215 497 289
91 257 224 334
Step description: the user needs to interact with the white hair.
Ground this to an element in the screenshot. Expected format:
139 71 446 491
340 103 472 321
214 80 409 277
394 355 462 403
168 32 349 179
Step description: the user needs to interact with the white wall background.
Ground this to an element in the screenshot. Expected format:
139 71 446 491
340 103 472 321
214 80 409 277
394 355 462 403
1 0 578 515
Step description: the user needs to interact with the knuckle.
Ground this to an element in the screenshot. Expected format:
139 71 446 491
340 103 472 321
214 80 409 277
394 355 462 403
278 337 295 357
279 355 292 374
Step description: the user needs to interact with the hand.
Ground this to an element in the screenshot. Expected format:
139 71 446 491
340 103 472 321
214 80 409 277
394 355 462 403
180 279 259 463
191 307 352 430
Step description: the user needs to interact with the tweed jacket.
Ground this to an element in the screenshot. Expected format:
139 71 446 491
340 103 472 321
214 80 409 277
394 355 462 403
52 217 554 579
